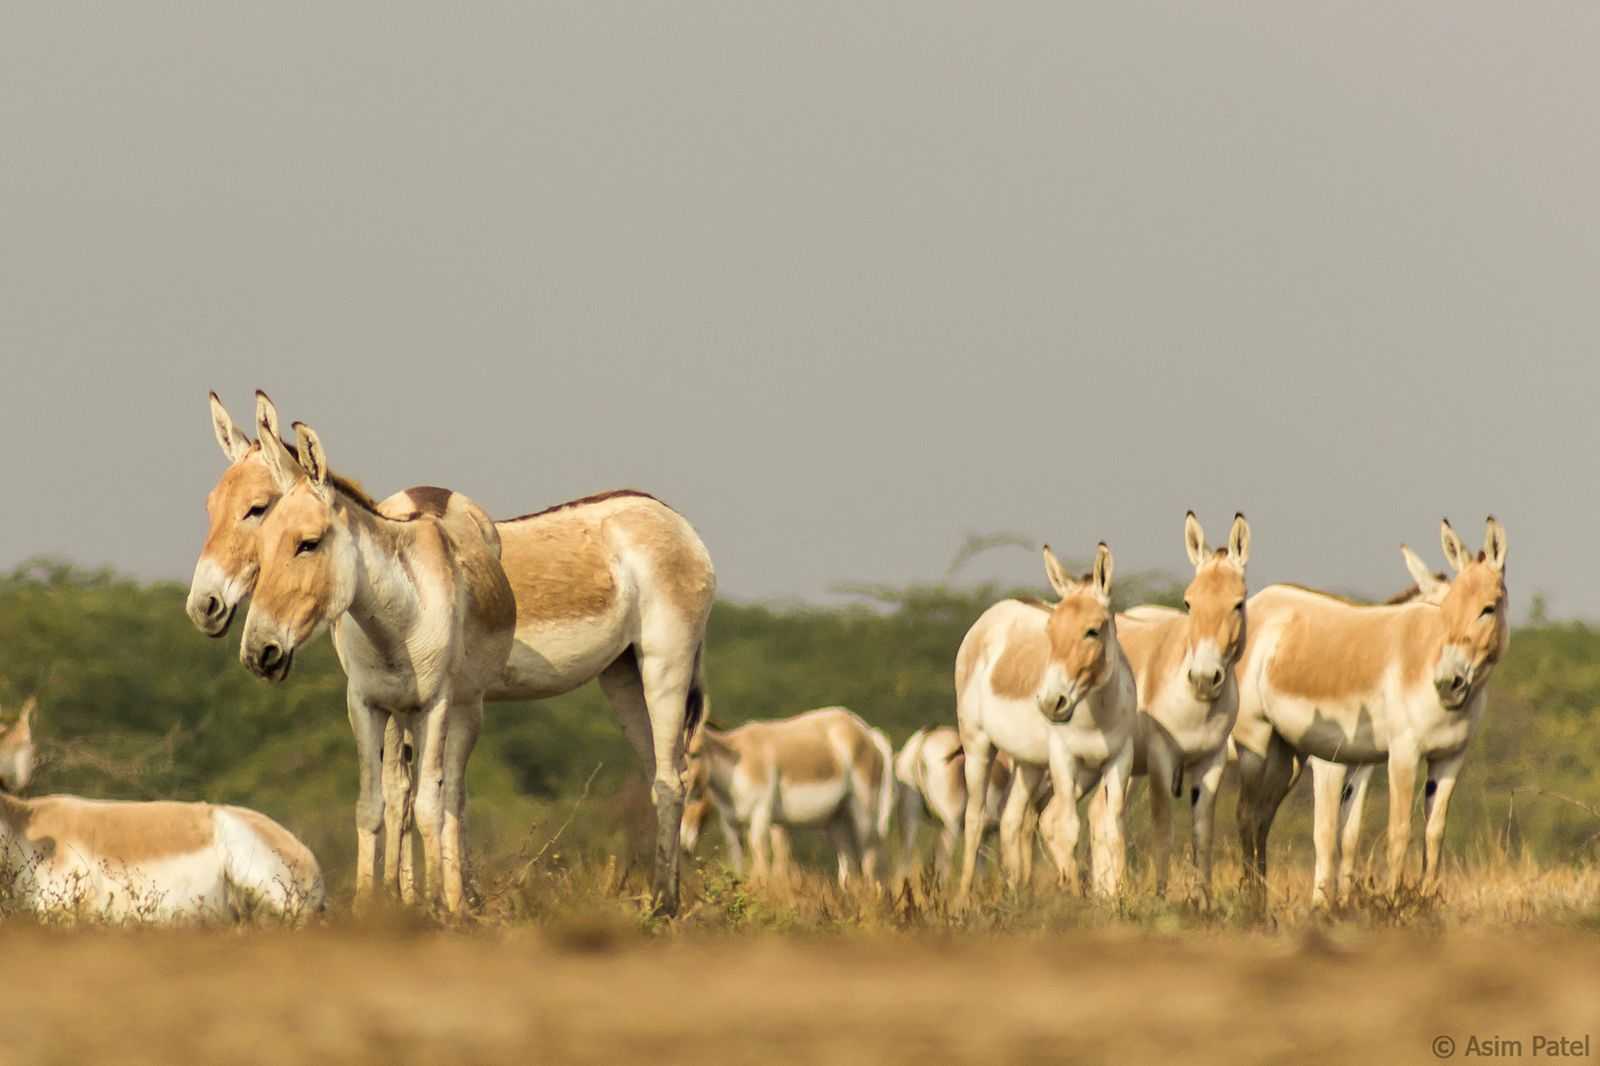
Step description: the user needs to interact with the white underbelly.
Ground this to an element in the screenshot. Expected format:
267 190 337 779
492 615 632 700
1265 692 1392 763
772 779 851 826
34 849 228 922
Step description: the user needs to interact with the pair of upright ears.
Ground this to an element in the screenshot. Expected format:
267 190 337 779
1401 517 1508 600
207 390 333 496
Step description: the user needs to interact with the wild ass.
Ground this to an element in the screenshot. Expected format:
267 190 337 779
0 702 323 923
238 416 516 913
1232 518 1509 906
953 544 1138 901
679 707 894 887
1096 512 1250 901
892 725 1012 880
192 392 714 916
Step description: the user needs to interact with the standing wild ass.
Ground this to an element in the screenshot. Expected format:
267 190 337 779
1232 518 1509 906
1095 513 1249 900
893 725 1012 880
679 707 894 887
0 701 323 923
192 393 714 916
953 544 1138 901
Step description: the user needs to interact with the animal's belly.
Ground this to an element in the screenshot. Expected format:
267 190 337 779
980 701 1053 767
491 617 632 701
1135 701 1237 774
772 779 850 826
1266 693 1391 764
39 849 227 922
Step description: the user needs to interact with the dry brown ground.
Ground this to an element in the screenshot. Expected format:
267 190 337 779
0 922 1595 1066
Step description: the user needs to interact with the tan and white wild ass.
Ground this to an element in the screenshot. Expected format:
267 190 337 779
1232 518 1509 907
239 417 516 913
892 726 1012 880
1094 512 1250 901
953 544 1138 901
0 701 323 923
192 393 714 916
679 707 894 887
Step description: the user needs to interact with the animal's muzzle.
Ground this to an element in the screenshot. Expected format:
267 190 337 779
1189 668 1226 702
1435 672 1471 709
244 640 294 683
187 593 236 638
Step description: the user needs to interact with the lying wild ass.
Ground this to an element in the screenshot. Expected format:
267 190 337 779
0 702 323 923
893 726 1012 879
239 417 516 913
680 707 894 887
1098 512 1249 900
1232 518 1509 906
194 392 714 916
954 544 1138 901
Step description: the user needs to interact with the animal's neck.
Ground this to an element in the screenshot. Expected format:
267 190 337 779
340 501 429 641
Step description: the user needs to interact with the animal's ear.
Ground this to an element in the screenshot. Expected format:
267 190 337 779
1092 542 1114 603
17 696 35 736
1400 545 1448 603
256 410 302 492
209 392 250 463
1042 545 1073 599
1184 512 1207 568
1440 519 1470 573
1483 516 1507 573
1227 513 1251 569
292 422 332 498
255 390 283 444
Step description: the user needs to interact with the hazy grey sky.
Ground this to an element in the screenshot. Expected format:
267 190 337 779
2 4 1596 615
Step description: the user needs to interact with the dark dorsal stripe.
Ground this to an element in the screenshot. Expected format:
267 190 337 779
500 489 665 524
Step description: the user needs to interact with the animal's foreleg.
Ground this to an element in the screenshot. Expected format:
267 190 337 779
1189 747 1229 903
1421 751 1465 895
1310 758 1348 908
1385 747 1420 896
410 698 452 911
347 694 389 911
440 700 483 914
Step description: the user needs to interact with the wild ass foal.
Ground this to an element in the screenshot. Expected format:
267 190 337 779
1232 518 1509 907
893 726 1012 880
1095 512 1250 901
0 702 323 923
954 544 1138 901
193 393 714 915
679 707 894 887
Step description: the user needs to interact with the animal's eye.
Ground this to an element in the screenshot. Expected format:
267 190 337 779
296 538 321 556
1183 600 1192 612
243 503 268 520
1479 604 1496 619
1234 601 1245 613
1085 627 1101 640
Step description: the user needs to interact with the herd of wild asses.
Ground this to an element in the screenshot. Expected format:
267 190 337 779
0 390 1509 923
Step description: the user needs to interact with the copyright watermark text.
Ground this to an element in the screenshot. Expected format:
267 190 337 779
1434 1034 1591 1059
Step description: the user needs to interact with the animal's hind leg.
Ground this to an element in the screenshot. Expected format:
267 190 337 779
1337 764 1374 899
636 635 702 917
597 651 658 864
829 818 861 889
1235 734 1296 906
955 730 995 903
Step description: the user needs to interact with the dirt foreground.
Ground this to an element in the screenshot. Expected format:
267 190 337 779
1 925 1595 1065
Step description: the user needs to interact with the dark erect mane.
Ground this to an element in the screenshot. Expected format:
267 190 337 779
500 489 664 524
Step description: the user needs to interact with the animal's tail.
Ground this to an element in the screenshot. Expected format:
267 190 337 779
894 727 926 790
870 728 895 843
683 643 708 747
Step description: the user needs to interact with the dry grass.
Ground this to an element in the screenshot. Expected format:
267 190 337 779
0 837 1595 1065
